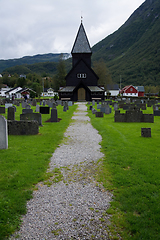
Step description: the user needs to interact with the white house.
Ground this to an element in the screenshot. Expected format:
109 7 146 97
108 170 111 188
41 88 56 97
0 87 12 97
5 87 23 98
105 84 119 96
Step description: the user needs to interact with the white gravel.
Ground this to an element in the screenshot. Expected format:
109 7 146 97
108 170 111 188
10 103 113 240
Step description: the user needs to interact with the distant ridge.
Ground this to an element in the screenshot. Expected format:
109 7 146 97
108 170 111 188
0 53 70 73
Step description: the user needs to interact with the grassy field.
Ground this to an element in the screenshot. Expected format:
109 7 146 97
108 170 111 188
0 103 77 239
88 103 160 240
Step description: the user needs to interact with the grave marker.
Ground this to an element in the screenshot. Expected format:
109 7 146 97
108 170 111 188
22 109 33 114
40 106 50 114
51 109 58 122
5 103 13 109
0 115 8 149
0 107 5 114
7 107 15 120
20 113 42 126
95 112 104 117
141 128 151 137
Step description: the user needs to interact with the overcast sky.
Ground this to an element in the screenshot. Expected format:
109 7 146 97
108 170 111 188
0 0 145 60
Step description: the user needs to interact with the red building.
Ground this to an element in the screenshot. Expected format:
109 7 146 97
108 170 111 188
120 85 144 97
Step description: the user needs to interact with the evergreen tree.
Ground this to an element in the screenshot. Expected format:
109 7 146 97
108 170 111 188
54 54 66 91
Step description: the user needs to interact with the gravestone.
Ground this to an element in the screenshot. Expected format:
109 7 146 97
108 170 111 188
0 115 8 149
52 103 57 109
22 109 33 114
5 103 13 109
154 110 160 116
43 100 46 106
114 103 119 111
92 100 95 106
68 101 73 107
97 104 101 109
92 108 97 114
35 105 40 113
22 101 26 108
8 120 39 135
89 106 93 110
115 109 154 123
20 113 42 126
63 106 67 112
0 107 5 114
100 107 106 113
141 128 151 137
105 105 112 114
7 107 15 120
95 112 104 118
65 101 69 110
40 106 50 114
51 109 58 122
26 104 31 109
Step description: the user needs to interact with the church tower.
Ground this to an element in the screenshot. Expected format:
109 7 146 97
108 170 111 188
58 21 105 101
71 22 92 68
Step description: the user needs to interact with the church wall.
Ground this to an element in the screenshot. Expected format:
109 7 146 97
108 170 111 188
66 60 98 87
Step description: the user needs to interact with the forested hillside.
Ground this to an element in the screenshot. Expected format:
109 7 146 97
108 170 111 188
92 0 160 87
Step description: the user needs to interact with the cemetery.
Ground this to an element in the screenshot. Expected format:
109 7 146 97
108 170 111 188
0 97 160 239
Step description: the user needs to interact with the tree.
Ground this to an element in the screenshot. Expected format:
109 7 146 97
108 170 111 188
17 77 27 88
53 54 66 91
31 82 42 97
93 59 113 90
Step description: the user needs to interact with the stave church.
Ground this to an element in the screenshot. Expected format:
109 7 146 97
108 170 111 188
59 21 105 101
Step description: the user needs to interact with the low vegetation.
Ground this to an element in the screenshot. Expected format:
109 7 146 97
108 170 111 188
88 103 160 239
0 103 77 239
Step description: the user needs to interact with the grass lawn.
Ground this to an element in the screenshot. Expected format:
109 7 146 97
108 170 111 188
0 103 77 239
88 103 160 240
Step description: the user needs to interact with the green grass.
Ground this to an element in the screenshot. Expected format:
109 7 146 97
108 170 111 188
88 103 160 240
0 103 77 239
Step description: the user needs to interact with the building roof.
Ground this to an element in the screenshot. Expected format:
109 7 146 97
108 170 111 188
16 87 36 94
107 84 119 90
134 86 145 92
88 86 104 92
5 87 22 94
59 86 76 92
71 23 92 54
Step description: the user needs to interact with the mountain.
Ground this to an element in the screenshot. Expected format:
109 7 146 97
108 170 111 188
2 0 160 87
92 0 160 87
0 53 70 73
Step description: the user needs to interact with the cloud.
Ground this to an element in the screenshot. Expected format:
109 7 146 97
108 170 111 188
0 0 145 59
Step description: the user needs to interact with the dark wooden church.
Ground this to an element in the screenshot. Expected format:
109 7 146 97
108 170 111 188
59 22 105 101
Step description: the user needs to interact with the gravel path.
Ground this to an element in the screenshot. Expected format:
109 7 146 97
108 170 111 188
10 103 113 240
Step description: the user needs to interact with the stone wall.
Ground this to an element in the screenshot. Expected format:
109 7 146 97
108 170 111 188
8 120 39 135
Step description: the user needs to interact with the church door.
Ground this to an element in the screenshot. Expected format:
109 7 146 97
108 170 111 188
78 88 86 100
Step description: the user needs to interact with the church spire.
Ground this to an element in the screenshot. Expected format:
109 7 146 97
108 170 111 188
71 22 92 54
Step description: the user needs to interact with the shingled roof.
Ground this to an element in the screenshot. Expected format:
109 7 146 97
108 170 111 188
71 23 92 54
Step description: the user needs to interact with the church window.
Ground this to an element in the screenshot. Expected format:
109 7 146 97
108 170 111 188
77 73 87 78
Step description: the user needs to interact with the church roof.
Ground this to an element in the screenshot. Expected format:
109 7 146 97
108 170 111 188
71 23 92 54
